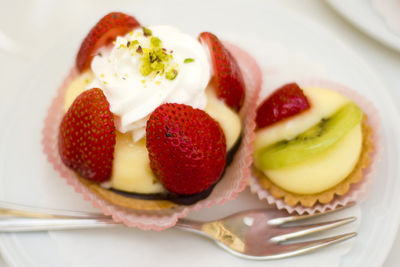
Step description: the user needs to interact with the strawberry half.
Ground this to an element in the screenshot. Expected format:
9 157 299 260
76 12 140 72
146 103 226 195
199 32 246 112
58 88 116 183
256 83 310 129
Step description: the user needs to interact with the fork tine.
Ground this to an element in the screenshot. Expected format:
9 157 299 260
256 232 357 260
270 216 356 243
268 202 356 226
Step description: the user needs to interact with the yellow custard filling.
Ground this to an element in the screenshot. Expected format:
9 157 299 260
64 71 94 112
111 133 165 194
264 124 362 194
255 87 363 195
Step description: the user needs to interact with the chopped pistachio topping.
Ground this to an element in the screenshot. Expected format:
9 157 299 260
140 59 152 76
138 36 179 80
140 48 167 76
129 40 139 47
142 27 152 37
184 58 195 63
150 37 162 47
165 69 178 80
136 45 143 54
112 28 179 81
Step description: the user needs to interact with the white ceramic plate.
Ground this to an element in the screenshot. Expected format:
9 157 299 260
326 0 400 52
0 0 399 267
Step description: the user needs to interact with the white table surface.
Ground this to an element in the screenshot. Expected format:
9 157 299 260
0 0 399 266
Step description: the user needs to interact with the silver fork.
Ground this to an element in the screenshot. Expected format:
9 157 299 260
0 201 356 260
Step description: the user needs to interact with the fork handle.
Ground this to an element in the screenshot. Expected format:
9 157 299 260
0 217 119 232
0 217 211 234
0 200 206 233
0 201 109 219
0 217 210 234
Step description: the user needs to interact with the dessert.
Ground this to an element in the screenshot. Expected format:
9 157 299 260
43 12 262 228
251 82 376 211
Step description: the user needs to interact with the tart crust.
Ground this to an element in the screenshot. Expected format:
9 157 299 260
78 177 178 210
253 116 374 207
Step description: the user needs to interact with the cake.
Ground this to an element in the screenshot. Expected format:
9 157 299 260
251 82 376 210
43 12 262 229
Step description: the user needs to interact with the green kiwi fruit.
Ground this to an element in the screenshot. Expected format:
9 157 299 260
255 102 363 170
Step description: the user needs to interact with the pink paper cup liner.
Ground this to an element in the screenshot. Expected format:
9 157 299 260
42 43 262 231
248 78 381 215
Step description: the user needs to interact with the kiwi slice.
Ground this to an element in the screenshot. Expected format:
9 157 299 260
255 102 363 170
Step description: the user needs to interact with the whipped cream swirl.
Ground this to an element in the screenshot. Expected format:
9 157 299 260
88 25 211 141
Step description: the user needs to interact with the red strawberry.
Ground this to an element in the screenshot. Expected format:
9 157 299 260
146 103 226 195
256 83 310 129
76 12 140 72
199 32 245 112
58 88 116 183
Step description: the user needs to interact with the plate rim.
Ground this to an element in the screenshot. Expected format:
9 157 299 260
325 0 400 53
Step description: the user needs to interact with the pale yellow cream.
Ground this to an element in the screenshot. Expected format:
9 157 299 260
205 86 242 151
111 133 166 194
64 70 94 112
263 124 362 194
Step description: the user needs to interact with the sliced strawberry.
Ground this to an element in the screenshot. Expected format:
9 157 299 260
199 32 245 112
146 103 226 195
256 83 310 129
76 12 140 72
58 88 116 183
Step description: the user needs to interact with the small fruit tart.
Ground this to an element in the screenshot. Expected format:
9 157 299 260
250 81 379 214
43 12 261 230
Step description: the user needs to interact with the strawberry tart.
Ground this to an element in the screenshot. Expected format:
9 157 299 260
43 12 261 229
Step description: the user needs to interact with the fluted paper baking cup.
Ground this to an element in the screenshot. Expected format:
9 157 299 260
42 43 262 231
